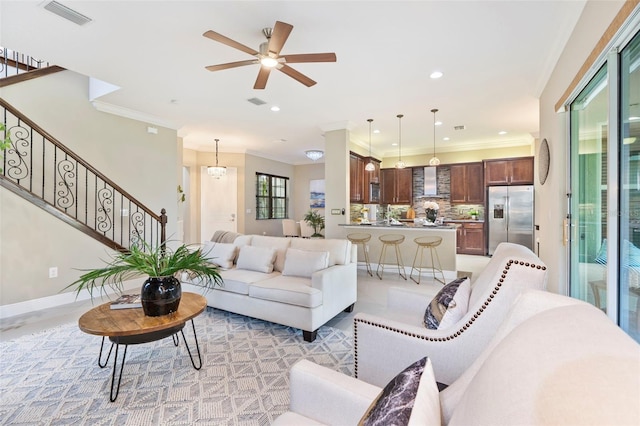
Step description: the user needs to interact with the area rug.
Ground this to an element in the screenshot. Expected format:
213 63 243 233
0 308 354 425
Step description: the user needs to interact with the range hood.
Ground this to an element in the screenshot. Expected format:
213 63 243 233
424 166 437 195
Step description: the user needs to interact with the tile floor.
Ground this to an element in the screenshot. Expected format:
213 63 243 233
0 254 490 341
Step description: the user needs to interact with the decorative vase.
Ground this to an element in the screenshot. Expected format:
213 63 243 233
425 208 438 223
141 276 182 316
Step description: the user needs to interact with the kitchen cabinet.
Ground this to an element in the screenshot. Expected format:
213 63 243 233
453 221 486 255
350 153 365 203
450 162 484 204
484 157 534 185
351 153 381 204
363 157 381 204
380 167 412 204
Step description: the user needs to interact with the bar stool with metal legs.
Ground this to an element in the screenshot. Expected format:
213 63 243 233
376 234 407 280
347 233 373 276
410 236 446 285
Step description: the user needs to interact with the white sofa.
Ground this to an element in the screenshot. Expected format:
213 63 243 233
183 234 357 342
354 242 548 386
273 289 640 425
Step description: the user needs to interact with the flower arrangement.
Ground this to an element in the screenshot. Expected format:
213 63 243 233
423 201 440 211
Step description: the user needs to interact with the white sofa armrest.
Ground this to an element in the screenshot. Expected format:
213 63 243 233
311 263 357 320
279 359 380 426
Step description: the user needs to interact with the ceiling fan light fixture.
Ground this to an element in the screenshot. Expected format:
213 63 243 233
207 139 227 178
395 114 405 169
260 56 279 68
305 150 324 161
430 108 440 167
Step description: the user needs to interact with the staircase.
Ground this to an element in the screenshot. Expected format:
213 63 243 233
0 49 166 252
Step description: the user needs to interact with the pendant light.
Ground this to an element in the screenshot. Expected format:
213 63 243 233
395 114 406 169
365 118 376 171
429 108 441 166
305 150 324 161
207 138 227 178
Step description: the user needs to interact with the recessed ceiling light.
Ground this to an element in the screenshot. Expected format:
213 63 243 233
498 130 508 135
391 143 398 146
373 129 380 134
270 106 280 112
443 137 450 141
435 121 442 126
430 71 443 79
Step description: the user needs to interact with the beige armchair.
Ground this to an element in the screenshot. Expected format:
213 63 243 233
282 219 300 237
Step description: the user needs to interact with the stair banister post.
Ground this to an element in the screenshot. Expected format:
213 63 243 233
160 208 167 252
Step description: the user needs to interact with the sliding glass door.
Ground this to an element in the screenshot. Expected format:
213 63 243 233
619 31 640 340
569 66 608 310
569 27 640 343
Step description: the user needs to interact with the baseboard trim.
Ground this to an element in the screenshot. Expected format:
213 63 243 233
0 281 139 319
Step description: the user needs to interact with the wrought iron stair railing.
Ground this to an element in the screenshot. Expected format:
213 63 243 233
1 97 166 251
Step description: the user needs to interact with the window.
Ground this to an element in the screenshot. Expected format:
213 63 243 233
256 173 289 220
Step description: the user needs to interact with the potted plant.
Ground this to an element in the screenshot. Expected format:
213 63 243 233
303 209 325 238
65 242 223 316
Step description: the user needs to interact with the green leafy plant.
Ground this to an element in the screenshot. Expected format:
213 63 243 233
65 241 223 298
0 123 12 173
303 209 325 238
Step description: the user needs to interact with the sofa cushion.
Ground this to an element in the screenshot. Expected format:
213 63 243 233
282 248 329 278
359 357 440 426
290 238 352 266
250 235 292 272
202 241 237 269
424 277 470 330
249 276 323 308
236 245 277 273
216 268 279 295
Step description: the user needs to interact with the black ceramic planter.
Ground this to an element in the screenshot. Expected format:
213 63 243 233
140 276 182 316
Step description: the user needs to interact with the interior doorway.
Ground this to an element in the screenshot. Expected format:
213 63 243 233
200 166 238 241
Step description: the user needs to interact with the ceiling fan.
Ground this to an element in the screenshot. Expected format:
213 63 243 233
203 21 337 89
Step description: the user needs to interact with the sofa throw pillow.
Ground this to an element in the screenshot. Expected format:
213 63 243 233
424 277 471 330
202 241 237 270
282 248 330 278
358 357 440 426
236 245 277 273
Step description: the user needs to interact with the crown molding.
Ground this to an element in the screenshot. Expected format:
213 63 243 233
91 100 179 130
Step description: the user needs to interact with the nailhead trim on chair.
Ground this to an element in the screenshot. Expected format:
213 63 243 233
353 259 546 378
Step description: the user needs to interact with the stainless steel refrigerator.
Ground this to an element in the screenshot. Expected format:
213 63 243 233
487 185 534 255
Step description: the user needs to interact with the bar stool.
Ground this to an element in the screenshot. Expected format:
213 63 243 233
347 233 373 277
376 234 406 280
410 236 446 285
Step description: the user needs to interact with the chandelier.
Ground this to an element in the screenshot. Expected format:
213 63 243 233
395 114 406 169
305 150 324 161
365 118 376 171
429 108 440 166
207 139 227 178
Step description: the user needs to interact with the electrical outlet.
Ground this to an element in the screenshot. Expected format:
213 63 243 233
49 267 58 278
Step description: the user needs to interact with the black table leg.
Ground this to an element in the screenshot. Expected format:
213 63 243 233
98 336 114 368
109 343 128 402
180 319 202 370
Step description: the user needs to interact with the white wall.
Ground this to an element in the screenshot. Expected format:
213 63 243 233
537 0 627 294
0 70 179 306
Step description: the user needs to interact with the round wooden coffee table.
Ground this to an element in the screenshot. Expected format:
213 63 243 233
79 292 207 401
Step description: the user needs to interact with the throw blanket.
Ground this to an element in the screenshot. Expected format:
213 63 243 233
211 230 241 244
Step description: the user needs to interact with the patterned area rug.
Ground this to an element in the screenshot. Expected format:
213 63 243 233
0 308 354 425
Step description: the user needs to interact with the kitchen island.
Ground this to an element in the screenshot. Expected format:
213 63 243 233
339 223 457 279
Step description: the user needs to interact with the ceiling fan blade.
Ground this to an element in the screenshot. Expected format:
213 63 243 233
203 30 259 56
268 21 293 56
281 53 337 63
206 60 257 72
254 66 272 89
278 64 317 87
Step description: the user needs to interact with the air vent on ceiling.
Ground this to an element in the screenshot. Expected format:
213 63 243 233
247 97 267 106
43 1 92 26
454 125 466 131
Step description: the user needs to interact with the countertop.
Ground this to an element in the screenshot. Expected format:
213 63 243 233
340 223 457 230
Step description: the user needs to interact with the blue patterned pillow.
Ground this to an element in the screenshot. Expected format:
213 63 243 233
359 357 440 426
424 277 469 329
